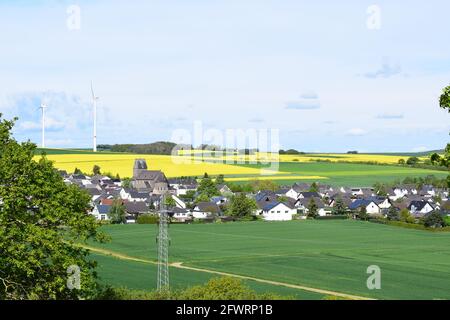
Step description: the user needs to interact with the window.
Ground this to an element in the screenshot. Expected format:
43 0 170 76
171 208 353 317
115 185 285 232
285 211 288 213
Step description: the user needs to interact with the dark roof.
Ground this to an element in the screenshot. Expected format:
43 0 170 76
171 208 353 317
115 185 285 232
349 199 377 210
299 192 320 198
195 202 220 213
135 170 168 183
129 191 150 199
263 201 295 211
296 197 325 208
125 202 149 214
96 205 111 214
408 200 433 211
255 191 277 202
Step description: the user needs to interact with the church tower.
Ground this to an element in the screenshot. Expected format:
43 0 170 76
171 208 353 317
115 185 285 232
133 159 148 178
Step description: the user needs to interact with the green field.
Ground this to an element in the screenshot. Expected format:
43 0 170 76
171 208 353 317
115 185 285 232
232 162 448 186
88 220 450 300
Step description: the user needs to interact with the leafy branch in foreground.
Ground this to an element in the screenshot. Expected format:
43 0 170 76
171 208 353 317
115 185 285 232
0 114 107 300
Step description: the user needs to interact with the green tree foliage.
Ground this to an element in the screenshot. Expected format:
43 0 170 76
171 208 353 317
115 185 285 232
195 193 211 203
307 198 318 219
309 182 319 193
373 182 388 196
137 214 159 224
121 178 132 189
215 174 225 185
250 179 277 192
430 85 450 187
386 206 399 221
398 158 405 165
358 206 369 221
227 193 257 217
423 211 446 228
97 277 286 300
197 175 219 198
399 209 415 223
74 167 83 174
108 199 126 224
0 115 105 299
332 198 347 215
164 195 176 208
92 165 101 175
406 156 420 165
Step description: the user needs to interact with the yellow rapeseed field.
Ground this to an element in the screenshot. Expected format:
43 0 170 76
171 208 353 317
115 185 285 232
38 153 283 178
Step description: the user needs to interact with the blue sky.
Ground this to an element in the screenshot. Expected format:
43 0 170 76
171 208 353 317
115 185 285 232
0 0 449 152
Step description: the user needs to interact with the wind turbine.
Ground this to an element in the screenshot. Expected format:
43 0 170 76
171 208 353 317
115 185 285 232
91 81 99 152
39 99 48 148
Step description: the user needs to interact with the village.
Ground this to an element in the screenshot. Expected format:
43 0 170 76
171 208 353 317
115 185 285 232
59 159 450 226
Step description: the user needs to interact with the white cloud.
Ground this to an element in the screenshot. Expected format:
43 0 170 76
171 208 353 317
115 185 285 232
346 128 367 136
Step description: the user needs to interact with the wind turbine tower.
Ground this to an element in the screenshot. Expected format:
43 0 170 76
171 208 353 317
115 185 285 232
40 101 48 148
91 82 99 152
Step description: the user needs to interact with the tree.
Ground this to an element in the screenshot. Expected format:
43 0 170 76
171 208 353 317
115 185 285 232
423 211 446 228
373 182 387 196
108 199 126 224
386 206 399 221
406 156 420 165
197 175 219 197
74 167 83 174
399 209 415 223
92 165 101 175
398 159 405 165
0 115 105 299
250 179 277 192
164 195 176 208
332 198 347 215
121 177 132 189
227 193 257 217
307 198 318 219
309 182 319 193
430 85 450 186
358 206 369 221
215 174 225 185
195 193 211 203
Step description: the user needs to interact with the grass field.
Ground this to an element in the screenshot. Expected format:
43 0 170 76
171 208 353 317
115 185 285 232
34 149 447 186
87 220 450 300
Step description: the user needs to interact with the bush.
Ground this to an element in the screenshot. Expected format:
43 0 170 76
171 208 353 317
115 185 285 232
96 277 289 300
137 214 159 224
316 215 348 220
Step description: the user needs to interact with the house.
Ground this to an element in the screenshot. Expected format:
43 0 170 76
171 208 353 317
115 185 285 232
172 195 187 209
348 199 381 215
131 159 169 194
367 196 392 209
261 202 297 221
193 202 221 219
298 192 320 199
350 188 374 197
255 190 278 203
275 188 291 197
217 184 232 194
91 204 111 221
211 196 228 206
124 202 149 223
408 200 435 217
295 197 328 216
128 190 150 202
172 207 193 222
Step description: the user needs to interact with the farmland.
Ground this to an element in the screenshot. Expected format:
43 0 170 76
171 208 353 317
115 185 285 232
34 149 447 186
87 220 450 300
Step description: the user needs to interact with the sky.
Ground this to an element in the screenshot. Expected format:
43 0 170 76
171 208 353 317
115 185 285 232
0 0 449 152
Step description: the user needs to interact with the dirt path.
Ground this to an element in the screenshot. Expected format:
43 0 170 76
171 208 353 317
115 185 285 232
81 244 375 300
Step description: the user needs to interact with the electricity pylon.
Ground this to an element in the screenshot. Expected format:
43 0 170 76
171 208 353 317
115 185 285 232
157 193 170 292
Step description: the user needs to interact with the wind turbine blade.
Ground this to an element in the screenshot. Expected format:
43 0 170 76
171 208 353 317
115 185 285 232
91 81 95 100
